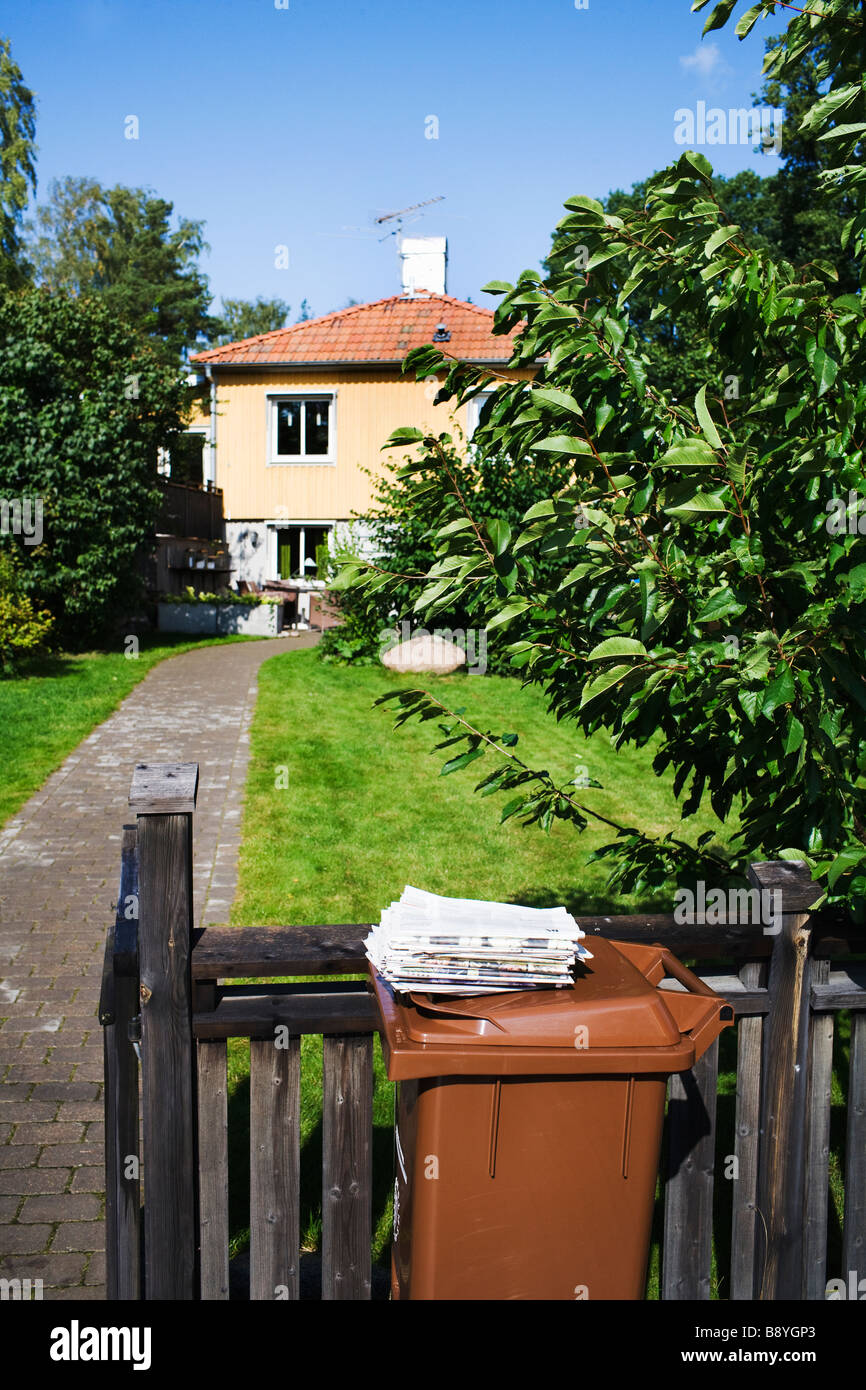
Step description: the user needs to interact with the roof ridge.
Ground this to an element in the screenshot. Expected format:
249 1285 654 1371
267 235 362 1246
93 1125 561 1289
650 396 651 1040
192 293 497 360
190 294 509 365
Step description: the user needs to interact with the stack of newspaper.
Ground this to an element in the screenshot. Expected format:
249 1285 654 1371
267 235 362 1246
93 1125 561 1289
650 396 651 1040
365 886 592 995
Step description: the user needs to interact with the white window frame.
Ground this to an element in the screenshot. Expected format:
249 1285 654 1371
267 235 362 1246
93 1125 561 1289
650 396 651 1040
267 389 337 466
466 390 496 440
268 520 334 584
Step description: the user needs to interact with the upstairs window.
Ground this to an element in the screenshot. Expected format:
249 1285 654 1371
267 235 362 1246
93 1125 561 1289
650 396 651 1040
270 394 334 463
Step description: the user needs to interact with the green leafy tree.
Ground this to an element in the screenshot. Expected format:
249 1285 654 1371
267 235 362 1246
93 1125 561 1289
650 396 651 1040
546 33 857 406
755 34 859 288
339 0 866 915
0 285 188 644
0 36 37 288
28 177 216 361
323 435 575 670
212 295 290 345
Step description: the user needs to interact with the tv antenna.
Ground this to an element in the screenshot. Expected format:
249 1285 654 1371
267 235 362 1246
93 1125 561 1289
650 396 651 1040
374 194 445 241
320 196 445 242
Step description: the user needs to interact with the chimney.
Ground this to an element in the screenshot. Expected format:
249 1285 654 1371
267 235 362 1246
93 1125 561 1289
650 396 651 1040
400 236 447 296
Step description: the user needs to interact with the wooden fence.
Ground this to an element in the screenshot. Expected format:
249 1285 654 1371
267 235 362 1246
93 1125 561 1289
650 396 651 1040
100 762 866 1301
156 481 224 542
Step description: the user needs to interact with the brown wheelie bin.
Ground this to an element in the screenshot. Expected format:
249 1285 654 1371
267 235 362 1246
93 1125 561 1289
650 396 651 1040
370 937 733 1301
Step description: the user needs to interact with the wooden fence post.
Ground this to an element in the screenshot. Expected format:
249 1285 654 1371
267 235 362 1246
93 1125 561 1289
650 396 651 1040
101 824 141 1300
749 859 820 1300
130 761 199 1300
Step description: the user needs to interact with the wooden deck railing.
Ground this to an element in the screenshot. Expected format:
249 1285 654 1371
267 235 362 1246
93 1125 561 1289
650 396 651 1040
100 762 866 1301
156 481 224 542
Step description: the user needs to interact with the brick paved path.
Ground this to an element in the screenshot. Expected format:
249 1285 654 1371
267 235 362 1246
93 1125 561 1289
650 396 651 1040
0 635 316 1299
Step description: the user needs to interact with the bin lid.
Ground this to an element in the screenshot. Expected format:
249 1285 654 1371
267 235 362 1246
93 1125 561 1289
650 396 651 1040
370 937 732 1079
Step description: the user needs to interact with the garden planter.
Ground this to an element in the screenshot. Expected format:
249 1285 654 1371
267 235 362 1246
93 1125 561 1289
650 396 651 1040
157 602 281 636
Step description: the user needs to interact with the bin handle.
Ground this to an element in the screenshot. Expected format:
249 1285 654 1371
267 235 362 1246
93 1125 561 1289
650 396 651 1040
656 948 720 1000
651 946 735 1062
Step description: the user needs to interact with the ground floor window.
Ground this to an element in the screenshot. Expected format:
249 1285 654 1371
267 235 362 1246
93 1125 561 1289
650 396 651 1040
277 524 331 580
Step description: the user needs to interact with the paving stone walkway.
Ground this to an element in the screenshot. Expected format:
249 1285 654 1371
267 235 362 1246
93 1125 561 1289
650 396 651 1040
0 634 317 1299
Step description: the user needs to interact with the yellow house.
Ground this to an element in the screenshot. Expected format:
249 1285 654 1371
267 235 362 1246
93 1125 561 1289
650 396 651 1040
187 289 526 600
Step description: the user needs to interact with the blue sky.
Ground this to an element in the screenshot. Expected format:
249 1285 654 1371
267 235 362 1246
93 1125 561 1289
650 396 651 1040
6 0 787 319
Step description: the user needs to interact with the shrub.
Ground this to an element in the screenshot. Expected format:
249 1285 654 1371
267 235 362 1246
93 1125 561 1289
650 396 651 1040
0 550 53 674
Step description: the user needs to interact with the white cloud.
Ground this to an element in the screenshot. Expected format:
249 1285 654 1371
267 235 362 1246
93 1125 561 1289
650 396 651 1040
680 43 727 79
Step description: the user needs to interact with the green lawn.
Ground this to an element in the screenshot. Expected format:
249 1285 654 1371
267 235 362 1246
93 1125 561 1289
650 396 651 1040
233 648 733 927
0 633 266 827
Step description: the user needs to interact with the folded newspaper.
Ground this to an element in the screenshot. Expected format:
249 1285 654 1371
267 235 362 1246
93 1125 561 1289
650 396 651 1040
365 886 592 995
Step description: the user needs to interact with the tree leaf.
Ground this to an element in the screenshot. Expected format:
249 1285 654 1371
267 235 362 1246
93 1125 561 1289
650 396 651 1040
441 747 485 776
762 667 796 717
676 150 713 182
622 351 647 395
533 435 594 456
777 281 827 299
726 447 748 489
485 600 531 633
664 490 728 518
694 384 723 450
784 715 805 755
383 426 424 448
808 345 838 395
486 517 511 555
702 0 738 34
695 588 746 623
532 386 583 415
657 437 718 469
563 195 605 215
734 4 763 39
704 225 740 258
737 689 762 724
580 664 635 708
586 637 648 661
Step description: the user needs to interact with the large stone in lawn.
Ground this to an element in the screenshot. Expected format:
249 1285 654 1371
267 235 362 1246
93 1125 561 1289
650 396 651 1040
381 632 466 674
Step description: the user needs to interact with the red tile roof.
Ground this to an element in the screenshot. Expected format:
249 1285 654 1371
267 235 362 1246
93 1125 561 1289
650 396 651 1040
191 294 518 367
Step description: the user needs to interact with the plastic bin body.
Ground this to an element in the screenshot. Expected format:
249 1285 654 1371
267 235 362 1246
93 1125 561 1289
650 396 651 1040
372 937 732 1301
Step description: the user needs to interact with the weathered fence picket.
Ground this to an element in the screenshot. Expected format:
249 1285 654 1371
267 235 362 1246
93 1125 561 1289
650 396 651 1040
250 1036 300 1300
197 1039 229 1301
101 761 866 1302
661 1040 719 1300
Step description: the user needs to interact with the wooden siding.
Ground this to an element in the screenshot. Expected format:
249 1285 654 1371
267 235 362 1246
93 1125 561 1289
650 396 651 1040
187 368 532 522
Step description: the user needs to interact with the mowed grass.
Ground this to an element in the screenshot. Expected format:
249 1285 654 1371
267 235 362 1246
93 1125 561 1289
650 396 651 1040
233 648 734 926
228 647 739 1279
0 633 266 827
